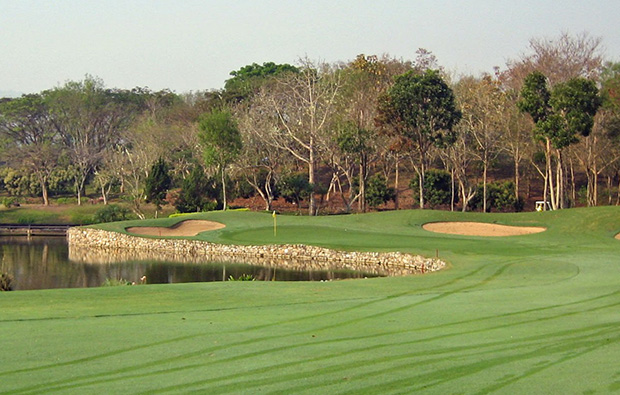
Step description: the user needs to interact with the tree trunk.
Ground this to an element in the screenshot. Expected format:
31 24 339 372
556 149 564 209
592 162 598 206
41 177 49 206
514 148 520 201
450 168 455 212
482 160 488 213
616 174 620 205
221 167 227 211
75 173 88 206
545 140 554 210
359 153 367 213
417 168 424 209
394 156 400 210
308 139 316 216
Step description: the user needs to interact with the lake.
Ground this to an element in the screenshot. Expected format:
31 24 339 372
0 236 378 291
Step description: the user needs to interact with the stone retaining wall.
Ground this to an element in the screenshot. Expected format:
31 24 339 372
67 227 446 277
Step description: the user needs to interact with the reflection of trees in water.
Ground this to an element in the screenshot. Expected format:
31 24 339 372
0 236 81 290
141 262 373 284
1 237 379 290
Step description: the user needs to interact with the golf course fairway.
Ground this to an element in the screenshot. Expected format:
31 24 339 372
1 207 619 394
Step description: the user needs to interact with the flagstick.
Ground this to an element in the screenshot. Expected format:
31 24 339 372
273 211 277 237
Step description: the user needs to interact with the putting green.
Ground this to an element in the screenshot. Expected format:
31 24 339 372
1 207 619 393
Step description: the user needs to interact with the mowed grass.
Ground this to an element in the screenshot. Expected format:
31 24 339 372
1 207 619 394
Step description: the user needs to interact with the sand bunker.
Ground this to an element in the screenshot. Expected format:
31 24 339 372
615 233 620 241
126 220 225 237
423 222 546 237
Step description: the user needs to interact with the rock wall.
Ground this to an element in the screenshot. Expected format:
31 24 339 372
67 227 446 277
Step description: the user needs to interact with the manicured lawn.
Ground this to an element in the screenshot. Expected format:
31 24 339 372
1 207 619 393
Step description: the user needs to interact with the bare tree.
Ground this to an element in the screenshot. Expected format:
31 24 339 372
454 75 507 212
253 59 342 215
505 32 604 89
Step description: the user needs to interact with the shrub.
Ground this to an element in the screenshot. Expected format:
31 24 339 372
472 181 523 212
175 166 221 213
1 272 13 291
228 274 255 281
16 214 37 225
145 158 172 210
365 175 395 208
102 278 130 287
56 197 77 205
280 173 313 208
1 197 18 208
70 213 96 225
410 169 456 208
93 204 130 223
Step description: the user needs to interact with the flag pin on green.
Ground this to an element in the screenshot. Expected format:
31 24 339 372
272 210 277 237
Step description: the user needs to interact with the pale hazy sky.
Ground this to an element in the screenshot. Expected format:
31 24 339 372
1 0 619 96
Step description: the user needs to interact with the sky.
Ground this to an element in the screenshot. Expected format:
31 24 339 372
1 0 619 97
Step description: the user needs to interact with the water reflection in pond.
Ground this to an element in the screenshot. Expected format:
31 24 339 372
0 237 380 291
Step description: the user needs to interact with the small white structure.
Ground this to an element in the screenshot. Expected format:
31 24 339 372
535 201 552 212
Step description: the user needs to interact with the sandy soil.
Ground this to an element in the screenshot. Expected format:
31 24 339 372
126 220 225 237
423 222 546 237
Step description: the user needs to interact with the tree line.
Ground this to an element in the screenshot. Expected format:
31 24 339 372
1 33 619 217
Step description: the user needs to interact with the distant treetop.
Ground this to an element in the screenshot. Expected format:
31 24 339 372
223 62 299 103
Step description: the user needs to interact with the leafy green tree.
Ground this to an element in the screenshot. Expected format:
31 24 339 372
198 109 242 210
0 94 63 205
377 69 461 209
518 71 601 209
335 122 375 212
472 181 523 212
336 55 406 212
596 62 620 204
224 62 299 103
280 173 313 213
145 158 172 217
365 175 395 209
410 169 456 208
45 76 142 205
174 165 219 213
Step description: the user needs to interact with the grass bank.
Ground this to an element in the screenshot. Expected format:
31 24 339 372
1 207 619 393
0 202 175 225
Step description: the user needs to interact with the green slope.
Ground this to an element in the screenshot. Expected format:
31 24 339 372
1 207 619 394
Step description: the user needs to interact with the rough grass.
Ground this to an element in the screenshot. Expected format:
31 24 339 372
0 202 176 225
1 207 619 393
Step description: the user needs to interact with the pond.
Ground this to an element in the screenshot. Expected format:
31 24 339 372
0 237 380 291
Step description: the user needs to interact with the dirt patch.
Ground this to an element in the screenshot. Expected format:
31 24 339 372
126 220 225 237
615 233 620 241
423 222 546 237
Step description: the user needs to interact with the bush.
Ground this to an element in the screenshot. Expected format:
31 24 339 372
70 213 96 225
0 272 13 291
228 274 255 281
410 169 456 208
175 166 221 213
56 197 77 205
94 204 130 223
365 175 395 208
280 173 313 208
1 197 18 208
16 214 37 225
102 278 130 287
471 181 523 212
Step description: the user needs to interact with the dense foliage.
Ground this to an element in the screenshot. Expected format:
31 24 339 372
1 33 619 214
